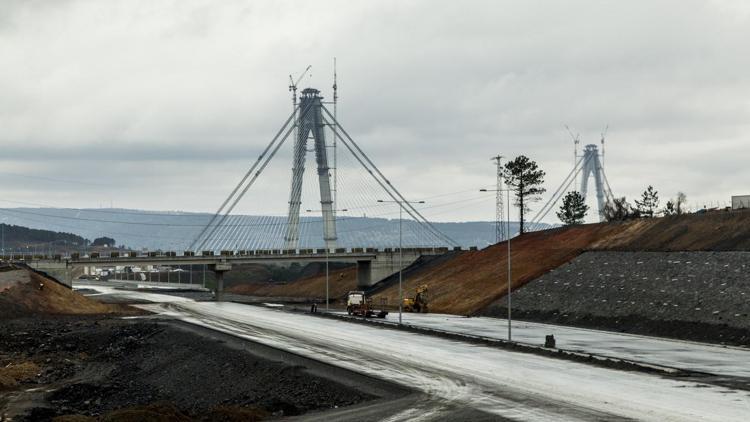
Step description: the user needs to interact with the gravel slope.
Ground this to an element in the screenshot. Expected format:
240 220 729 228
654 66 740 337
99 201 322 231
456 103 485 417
483 251 750 345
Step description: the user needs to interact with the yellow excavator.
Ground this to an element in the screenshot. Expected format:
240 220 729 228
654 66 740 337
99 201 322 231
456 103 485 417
403 284 429 313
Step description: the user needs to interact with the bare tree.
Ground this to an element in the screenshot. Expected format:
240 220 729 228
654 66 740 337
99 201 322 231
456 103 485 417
603 197 640 221
675 192 687 214
664 200 676 216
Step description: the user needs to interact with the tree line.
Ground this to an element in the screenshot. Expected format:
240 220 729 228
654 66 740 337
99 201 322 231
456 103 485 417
499 155 690 233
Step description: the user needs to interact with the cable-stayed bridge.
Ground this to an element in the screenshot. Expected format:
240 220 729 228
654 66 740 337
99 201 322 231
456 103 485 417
18 87 466 293
189 87 457 252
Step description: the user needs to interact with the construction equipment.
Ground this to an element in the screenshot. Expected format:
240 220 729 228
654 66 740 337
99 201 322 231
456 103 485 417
288 65 312 108
346 291 388 318
403 284 429 313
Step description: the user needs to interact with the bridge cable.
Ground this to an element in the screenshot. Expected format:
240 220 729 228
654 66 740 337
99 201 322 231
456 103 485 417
322 116 450 247
528 153 592 231
320 106 458 246
195 101 316 251
189 105 301 251
203 100 317 251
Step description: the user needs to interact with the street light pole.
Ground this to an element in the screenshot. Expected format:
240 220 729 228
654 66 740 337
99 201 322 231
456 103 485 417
399 204 403 324
507 187 512 341
481 187 513 341
378 199 425 325
306 208 347 311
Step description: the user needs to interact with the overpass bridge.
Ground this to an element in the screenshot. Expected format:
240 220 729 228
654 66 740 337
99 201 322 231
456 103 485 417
14 246 453 299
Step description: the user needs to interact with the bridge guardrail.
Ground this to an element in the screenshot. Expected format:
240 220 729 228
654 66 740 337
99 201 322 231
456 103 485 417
15 246 454 263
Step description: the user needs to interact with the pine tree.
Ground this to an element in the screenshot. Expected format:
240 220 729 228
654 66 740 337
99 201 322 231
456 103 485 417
635 185 659 217
503 155 546 234
557 191 589 225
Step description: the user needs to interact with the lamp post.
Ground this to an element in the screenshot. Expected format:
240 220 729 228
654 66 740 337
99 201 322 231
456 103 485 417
480 187 513 341
377 199 425 325
1 219 5 257
306 208 347 311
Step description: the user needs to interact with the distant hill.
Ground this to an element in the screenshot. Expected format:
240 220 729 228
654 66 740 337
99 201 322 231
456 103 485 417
0 223 87 253
0 208 553 251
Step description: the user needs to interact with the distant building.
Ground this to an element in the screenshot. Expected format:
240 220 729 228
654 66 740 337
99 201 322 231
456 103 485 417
731 195 750 210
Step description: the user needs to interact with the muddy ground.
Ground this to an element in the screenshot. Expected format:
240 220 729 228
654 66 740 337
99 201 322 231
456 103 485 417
0 315 381 421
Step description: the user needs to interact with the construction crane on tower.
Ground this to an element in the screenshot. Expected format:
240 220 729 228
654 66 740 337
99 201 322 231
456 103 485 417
565 124 581 188
526 125 615 230
288 65 312 110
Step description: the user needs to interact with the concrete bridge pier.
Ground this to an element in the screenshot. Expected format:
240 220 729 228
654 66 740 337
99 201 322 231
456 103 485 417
356 261 371 287
212 262 232 301
355 249 426 289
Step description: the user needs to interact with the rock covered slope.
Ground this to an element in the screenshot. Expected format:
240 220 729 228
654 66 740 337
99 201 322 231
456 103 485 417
483 251 750 345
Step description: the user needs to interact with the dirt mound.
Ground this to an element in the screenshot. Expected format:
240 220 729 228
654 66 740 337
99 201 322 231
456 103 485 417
0 266 135 318
589 209 750 251
228 266 358 300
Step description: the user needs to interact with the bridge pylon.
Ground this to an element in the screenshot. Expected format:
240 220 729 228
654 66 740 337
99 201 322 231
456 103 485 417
284 88 337 250
579 144 609 221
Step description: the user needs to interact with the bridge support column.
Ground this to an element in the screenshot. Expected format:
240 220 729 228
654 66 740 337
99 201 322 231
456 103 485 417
356 260 371 288
215 271 224 301
212 262 232 302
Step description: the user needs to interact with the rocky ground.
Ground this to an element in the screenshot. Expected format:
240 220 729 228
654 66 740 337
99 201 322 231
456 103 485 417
0 316 376 421
483 251 750 346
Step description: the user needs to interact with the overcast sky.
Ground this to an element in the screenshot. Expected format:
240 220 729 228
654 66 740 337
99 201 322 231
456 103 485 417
1 0 749 224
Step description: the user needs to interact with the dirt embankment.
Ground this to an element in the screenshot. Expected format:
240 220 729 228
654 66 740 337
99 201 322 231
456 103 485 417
0 266 136 318
227 265 358 300
225 211 750 315
588 209 750 251
369 223 628 315
0 317 375 421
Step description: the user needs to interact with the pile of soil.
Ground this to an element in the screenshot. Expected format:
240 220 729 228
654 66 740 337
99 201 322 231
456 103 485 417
0 316 374 421
0 267 135 318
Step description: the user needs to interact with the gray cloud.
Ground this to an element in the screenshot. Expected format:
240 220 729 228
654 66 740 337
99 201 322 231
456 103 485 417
1 0 749 223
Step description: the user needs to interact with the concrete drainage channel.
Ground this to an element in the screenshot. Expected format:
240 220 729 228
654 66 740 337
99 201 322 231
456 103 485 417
297 308 750 390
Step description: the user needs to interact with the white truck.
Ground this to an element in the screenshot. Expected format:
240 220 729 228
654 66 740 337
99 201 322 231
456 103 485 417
346 291 388 318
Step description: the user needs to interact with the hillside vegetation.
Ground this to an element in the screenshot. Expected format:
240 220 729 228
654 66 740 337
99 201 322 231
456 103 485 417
0 223 87 251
